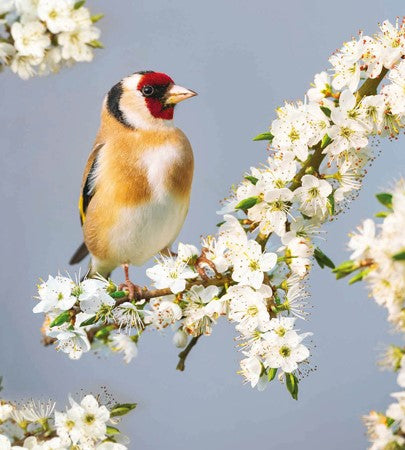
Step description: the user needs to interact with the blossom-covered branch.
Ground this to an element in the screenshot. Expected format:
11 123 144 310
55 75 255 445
35 19 405 398
0 0 103 79
0 386 136 449
334 179 405 449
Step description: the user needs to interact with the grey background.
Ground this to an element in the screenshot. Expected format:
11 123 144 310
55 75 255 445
1 0 404 448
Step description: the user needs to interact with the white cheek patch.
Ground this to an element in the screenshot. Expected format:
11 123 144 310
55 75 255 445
122 74 142 91
141 145 180 201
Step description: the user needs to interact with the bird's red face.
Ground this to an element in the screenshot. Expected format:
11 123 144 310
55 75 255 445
137 71 197 120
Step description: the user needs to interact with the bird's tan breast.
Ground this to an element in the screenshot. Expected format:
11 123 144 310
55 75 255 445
83 126 194 263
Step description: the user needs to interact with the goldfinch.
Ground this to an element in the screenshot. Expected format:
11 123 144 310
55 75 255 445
69 71 197 296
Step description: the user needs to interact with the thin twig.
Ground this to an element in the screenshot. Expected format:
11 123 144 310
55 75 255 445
176 335 201 371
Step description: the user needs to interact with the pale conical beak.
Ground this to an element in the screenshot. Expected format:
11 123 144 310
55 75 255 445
165 84 197 105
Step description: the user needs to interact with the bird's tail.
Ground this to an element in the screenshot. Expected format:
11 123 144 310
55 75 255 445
69 242 89 265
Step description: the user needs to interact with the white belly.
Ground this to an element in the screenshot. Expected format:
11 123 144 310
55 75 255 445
108 194 189 266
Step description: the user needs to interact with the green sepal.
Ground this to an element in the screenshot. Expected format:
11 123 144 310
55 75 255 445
87 40 104 49
392 250 405 261
320 106 331 117
348 268 372 285
110 290 127 299
333 260 358 279
375 211 390 218
267 368 277 382
50 311 71 328
80 315 98 327
245 175 259 185
94 325 116 339
106 426 120 435
375 192 393 209
216 221 225 227
285 373 299 400
321 134 332 149
314 247 335 269
91 13 104 23
110 403 137 417
235 196 259 210
253 132 274 142
386 416 396 427
327 193 335 216
74 0 85 9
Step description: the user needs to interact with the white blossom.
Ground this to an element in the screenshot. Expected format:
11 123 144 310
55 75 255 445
263 329 311 373
294 174 332 218
11 21 50 58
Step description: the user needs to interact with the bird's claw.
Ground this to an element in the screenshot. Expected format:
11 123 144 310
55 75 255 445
118 280 143 301
195 248 217 280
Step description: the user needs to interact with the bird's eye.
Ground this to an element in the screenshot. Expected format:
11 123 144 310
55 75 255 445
141 85 154 97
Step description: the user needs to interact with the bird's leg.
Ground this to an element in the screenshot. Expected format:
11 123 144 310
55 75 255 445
118 264 143 301
194 247 217 280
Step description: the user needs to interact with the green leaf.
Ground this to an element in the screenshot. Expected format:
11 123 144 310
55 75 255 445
327 193 335 216
285 373 299 400
253 132 274 142
110 290 126 299
267 368 277 382
50 311 71 328
375 211 390 218
392 250 405 261
245 175 258 185
110 403 137 417
87 40 104 49
320 106 331 117
235 196 259 210
74 0 85 9
348 268 372 285
91 13 104 23
80 315 97 327
321 134 332 149
314 247 335 269
376 192 393 209
216 221 225 227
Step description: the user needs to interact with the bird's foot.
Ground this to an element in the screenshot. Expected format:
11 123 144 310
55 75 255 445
118 280 143 301
195 248 217 280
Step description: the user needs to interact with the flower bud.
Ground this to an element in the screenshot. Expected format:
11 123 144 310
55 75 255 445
173 329 188 348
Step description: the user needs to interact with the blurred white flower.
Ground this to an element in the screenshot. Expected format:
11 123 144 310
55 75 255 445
348 218 376 261
11 21 50 58
0 404 14 422
110 333 138 364
37 0 75 34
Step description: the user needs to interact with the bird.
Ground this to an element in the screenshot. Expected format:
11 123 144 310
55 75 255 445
69 70 197 298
